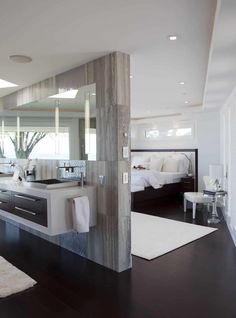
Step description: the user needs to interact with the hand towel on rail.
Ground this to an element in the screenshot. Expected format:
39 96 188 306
72 196 90 233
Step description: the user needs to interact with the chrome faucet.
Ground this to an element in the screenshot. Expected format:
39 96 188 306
0 160 15 166
10 161 15 168
80 172 84 187
24 166 36 182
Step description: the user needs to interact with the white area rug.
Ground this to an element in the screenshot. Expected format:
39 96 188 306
0 256 36 298
131 212 217 260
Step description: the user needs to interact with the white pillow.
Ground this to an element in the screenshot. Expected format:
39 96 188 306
132 155 150 168
173 154 189 173
162 157 179 172
149 157 163 171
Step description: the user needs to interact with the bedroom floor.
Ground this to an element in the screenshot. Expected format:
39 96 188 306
0 199 236 318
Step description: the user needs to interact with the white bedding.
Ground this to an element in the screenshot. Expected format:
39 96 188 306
131 169 186 192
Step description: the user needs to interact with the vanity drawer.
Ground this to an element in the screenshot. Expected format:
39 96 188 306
11 192 47 227
0 200 12 212
0 189 11 202
0 189 12 212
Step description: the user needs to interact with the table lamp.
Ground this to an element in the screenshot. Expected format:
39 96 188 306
209 164 224 191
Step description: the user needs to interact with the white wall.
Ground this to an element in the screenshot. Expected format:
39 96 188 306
131 111 220 190
220 88 236 246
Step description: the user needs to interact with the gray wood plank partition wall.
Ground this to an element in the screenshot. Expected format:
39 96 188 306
2 52 131 272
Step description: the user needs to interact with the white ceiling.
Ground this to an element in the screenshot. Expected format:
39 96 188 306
203 0 236 110
131 0 217 118
0 0 217 117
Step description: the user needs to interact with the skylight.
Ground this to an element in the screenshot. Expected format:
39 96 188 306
49 89 78 99
0 79 18 88
168 35 178 41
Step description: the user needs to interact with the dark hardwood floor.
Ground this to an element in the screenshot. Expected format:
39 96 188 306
0 197 236 318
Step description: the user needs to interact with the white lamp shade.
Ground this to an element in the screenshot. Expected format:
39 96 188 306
209 164 224 179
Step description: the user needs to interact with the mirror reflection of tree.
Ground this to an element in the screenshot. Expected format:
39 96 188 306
0 145 5 158
9 132 46 159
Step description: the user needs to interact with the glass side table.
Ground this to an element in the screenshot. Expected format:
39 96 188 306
203 190 227 224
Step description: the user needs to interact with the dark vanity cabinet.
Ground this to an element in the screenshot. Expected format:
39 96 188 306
0 188 47 227
12 192 47 227
0 189 13 213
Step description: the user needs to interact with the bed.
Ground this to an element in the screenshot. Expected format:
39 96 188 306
131 149 198 209
131 170 187 192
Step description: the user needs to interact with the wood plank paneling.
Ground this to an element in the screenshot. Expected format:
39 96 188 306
3 77 57 108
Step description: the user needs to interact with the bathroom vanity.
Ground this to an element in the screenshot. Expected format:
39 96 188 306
0 178 97 236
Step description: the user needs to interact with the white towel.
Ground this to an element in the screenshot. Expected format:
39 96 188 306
72 196 90 233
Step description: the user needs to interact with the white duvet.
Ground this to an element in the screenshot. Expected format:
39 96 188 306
131 169 186 190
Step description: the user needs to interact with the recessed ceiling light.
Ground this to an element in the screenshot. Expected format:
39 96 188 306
179 81 185 85
185 101 190 104
49 89 78 99
130 75 133 79
168 35 178 41
0 79 18 88
9 55 32 63
91 93 96 96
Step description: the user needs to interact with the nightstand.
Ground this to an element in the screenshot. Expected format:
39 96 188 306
181 177 194 192
203 190 227 224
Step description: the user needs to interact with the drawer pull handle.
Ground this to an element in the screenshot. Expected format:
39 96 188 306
14 194 38 202
15 206 37 216
0 190 7 193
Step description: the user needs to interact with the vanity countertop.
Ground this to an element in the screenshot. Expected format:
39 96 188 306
0 177 93 199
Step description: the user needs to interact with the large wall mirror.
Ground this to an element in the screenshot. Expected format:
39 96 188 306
0 83 96 161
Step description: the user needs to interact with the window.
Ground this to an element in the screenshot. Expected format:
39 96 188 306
167 129 174 137
145 123 194 140
175 128 192 137
85 128 96 160
2 126 69 159
145 129 160 139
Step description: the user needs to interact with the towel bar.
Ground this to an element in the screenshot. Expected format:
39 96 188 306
67 196 81 202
